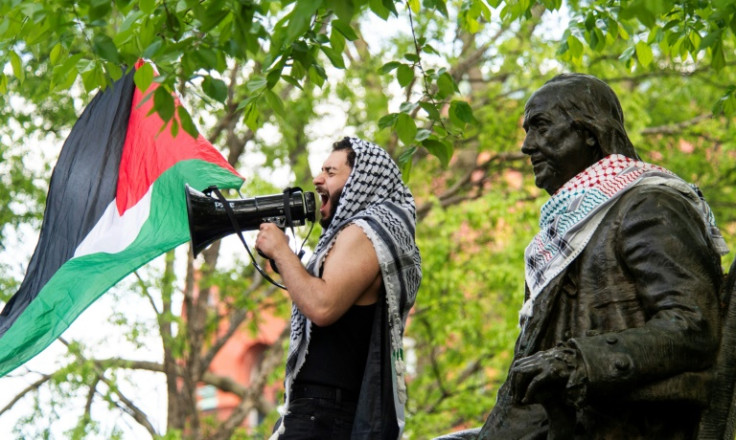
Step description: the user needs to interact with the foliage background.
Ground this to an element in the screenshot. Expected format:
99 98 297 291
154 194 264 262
1 0 735 438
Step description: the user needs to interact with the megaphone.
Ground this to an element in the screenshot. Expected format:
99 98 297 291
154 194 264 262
185 185 316 257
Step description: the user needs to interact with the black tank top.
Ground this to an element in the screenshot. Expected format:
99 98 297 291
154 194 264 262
294 302 377 393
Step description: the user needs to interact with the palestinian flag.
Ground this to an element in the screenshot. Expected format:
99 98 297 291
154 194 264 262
0 61 243 377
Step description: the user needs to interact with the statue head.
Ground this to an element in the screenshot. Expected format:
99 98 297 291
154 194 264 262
522 73 640 194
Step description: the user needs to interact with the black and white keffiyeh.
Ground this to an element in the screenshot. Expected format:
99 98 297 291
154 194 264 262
273 137 422 438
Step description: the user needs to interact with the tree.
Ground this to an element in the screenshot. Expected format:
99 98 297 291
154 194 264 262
1 0 735 438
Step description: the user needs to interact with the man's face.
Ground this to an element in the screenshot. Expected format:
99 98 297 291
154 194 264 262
313 149 352 228
521 87 600 195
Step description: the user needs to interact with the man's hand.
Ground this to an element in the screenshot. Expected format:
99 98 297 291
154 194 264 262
255 222 290 259
510 346 580 405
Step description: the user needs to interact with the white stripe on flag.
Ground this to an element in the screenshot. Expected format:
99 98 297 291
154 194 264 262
73 187 152 258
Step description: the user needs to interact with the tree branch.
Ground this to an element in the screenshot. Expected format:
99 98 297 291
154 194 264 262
210 326 290 440
640 114 712 135
0 373 52 416
416 151 527 219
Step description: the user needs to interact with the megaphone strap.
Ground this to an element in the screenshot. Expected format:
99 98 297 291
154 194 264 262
210 187 287 290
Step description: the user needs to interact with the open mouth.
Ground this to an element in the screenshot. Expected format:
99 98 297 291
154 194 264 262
316 188 328 206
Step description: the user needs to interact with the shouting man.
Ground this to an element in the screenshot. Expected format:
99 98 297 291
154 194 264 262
256 137 422 439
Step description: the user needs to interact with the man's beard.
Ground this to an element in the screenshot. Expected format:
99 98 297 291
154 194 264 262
319 188 343 229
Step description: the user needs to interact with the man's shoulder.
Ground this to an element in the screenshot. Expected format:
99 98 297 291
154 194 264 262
331 223 376 252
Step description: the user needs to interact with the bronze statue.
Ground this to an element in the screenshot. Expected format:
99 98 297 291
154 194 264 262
438 73 733 440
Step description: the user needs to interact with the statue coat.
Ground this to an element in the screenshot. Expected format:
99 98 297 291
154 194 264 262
480 184 724 440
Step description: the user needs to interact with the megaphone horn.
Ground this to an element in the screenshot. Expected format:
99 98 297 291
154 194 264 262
185 185 316 257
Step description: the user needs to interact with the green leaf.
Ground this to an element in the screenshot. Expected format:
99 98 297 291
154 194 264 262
267 62 285 89
419 101 440 120
309 64 326 87
399 101 418 113
51 54 82 91
567 35 583 58
437 72 457 98
9 51 23 83
618 45 636 62
382 0 398 15
93 34 121 63
202 75 228 102
397 64 414 87
332 19 359 41
152 86 175 122
235 94 257 111
49 43 63 65
285 0 321 45
378 113 398 129
142 38 163 59
422 138 452 167
139 0 155 14
449 100 476 126
620 1 656 27
81 64 105 92
170 118 179 138
635 41 653 67
711 41 725 70
398 145 417 176
700 28 724 51
326 0 354 21
246 76 268 92
404 53 420 63
369 0 391 19
330 26 346 53
408 0 420 13
89 0 112 20
243 100 260 132
415 128 431 142
264 89 286 118
379 61 402 74
134 62 154 93
712 87 736 116
282 75 304 90
396 113 417 145
177 106 199 138
194 48 220 71
200 8 229 32
320 45 346 69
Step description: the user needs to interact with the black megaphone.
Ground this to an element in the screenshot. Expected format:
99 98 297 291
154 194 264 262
185 185 316 256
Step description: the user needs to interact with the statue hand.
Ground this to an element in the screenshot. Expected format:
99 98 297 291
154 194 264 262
510 346 580 405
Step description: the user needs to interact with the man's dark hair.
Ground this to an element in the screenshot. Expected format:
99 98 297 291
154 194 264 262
535 73 640 160
333 137 356 168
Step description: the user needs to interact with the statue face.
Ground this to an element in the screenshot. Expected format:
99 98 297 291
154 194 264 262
521 87 601 195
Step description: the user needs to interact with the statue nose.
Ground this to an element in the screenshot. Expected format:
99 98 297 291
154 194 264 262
521 138 536 155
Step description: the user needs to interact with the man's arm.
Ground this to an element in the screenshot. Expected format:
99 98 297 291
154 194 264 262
256 222 381 326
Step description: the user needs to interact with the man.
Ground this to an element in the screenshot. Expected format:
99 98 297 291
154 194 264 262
256 137 422 439
474 74 729 439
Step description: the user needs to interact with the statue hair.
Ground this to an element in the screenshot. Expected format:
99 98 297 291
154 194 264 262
535 73 640 160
